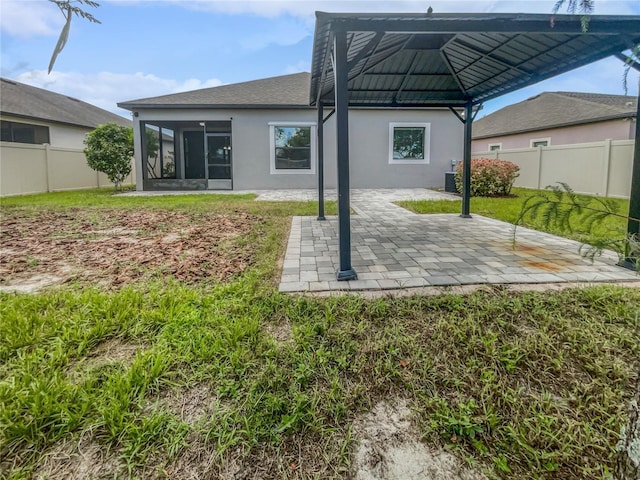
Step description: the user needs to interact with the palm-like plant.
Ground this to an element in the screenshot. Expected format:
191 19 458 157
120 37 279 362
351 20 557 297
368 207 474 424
47 0 101 73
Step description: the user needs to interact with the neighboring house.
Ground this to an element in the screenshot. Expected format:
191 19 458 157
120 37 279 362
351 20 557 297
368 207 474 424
0 78 134 197
472 92 637 152
118 72 463 191
1 77 130 149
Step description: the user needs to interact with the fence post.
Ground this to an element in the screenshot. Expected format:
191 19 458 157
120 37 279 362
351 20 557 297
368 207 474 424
44 143 52 192
536 146 543 190
601 139 612 197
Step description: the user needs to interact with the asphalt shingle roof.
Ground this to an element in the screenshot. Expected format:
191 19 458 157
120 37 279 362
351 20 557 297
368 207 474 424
118 72 311 110
0 77 130 129
473 91 637 139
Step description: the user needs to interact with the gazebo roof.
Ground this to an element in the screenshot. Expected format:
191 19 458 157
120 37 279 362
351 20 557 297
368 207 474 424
309 12 640 107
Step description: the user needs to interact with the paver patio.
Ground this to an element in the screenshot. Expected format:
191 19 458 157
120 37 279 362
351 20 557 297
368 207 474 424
278 189 639 293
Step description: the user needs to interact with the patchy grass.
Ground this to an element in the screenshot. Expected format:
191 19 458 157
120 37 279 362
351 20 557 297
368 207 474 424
398 187 630 245
1 285 639 479
1 188 639 479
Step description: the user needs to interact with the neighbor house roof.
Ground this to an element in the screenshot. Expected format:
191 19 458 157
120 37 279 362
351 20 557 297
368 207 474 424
118 72 311 110
472 91 638 139
0 77 130 129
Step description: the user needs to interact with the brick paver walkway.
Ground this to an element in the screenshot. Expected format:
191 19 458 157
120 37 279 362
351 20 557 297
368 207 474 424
278 189 639 292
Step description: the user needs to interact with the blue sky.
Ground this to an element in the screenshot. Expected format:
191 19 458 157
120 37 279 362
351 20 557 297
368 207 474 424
1 0 639 119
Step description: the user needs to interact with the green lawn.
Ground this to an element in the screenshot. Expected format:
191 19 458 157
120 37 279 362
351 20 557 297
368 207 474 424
397 187 631 246
1 188 638 480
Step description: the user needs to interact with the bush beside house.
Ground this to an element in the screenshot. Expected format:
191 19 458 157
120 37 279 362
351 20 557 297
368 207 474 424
456 158 520 196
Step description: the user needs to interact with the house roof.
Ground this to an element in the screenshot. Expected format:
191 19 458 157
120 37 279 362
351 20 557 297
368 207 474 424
118 72 312 110
0 77 130 129
309 12 640 107
472 91 638 139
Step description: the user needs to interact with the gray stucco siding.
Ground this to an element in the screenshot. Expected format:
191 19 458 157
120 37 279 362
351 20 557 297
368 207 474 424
231 109 319 190
346 109 463 188
133 107 463 190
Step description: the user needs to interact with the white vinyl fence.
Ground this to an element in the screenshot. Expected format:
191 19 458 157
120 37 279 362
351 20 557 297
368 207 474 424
0 142 135 197
473 139 634 199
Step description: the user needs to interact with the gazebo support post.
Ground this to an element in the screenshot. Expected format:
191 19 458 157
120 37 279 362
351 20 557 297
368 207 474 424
461 101 473 218
334 28 357 281
317 100 326 221
620 92 640 270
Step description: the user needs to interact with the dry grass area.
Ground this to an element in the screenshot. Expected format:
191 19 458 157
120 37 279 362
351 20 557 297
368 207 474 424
32 433 124 480
0 209 260 290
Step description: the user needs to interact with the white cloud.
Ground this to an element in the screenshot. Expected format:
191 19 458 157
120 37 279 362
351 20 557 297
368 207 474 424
0 0 63 37
171 1 485 18
160 0 638 18
14 70 224 117
284 60 311 74
5 0 634 40
239 17 311 50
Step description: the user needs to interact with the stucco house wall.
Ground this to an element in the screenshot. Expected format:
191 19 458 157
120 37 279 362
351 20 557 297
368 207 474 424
1 113 93 149
348 109 462 188
472 117 635 152
133 107 463 190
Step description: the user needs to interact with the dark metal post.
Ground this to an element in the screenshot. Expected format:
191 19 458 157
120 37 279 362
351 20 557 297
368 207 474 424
461 101 473 218
317 101 326 220
621 93 640 270
334 29 357 281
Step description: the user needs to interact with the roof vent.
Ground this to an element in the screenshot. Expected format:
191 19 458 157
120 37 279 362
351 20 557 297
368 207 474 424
626 101 633 106
1 78 17 85
66 96 81 102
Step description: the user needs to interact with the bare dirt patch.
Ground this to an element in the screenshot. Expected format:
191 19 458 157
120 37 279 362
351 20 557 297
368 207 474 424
32 433 123 480
352 399 487 480
157 434 242 480
0 273 66 294
0 209 261 289
66 338 147 382
264 320 294 344
160 431 350 480
147 383 220 425
86 338 146 367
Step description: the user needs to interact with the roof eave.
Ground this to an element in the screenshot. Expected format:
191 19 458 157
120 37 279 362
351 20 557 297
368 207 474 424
117 103 313 111
0 110 127 130
472 112 637 140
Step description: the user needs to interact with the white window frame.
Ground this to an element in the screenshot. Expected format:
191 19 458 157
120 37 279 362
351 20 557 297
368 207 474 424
269 122 316 175
530 137 551 148
488 143 502 151
388 122 430 165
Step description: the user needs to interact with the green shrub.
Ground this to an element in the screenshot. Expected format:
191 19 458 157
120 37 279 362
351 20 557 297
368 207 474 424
455 158 520 197
84 123 134 191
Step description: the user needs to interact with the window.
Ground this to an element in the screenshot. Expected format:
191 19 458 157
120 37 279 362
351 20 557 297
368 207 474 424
1 120 50 144
269 123 316 174
389 122 430 164
530 138 550 148
142 123 176 179
488 143 502 151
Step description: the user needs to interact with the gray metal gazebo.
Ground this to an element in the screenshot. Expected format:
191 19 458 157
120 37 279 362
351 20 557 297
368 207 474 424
309 12 640 280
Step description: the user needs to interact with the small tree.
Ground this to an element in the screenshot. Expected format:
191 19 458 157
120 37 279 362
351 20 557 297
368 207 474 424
84 122 134 191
